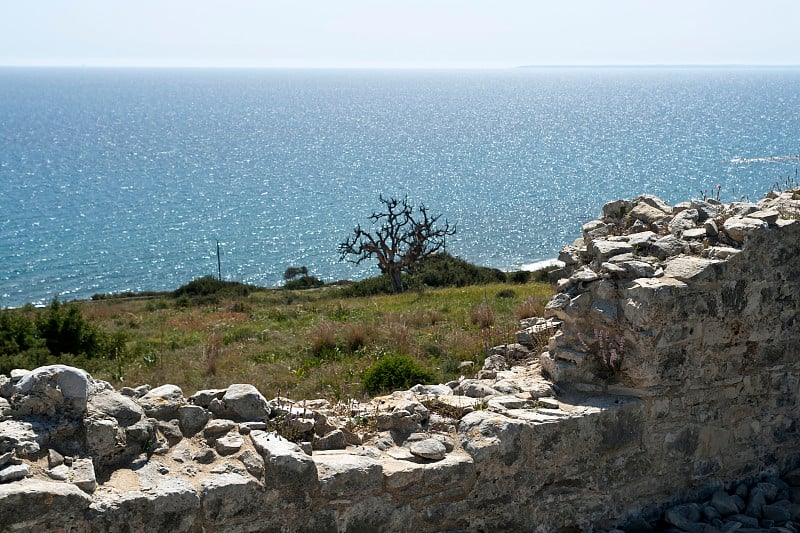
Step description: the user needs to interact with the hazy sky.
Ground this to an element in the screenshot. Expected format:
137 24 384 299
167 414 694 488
2 0 799 68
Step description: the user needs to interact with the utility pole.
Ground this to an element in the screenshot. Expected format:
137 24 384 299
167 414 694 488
216 240 222 281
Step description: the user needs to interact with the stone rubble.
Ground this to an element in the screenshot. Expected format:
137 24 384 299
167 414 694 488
0 188 798 531
598 466 800 532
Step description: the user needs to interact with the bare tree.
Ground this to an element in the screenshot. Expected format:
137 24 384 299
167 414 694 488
338 195 456 293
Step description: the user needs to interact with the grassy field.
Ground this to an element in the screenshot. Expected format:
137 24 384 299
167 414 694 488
74 281 552 401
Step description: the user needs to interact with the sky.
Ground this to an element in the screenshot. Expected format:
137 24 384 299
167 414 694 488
1 0 799 68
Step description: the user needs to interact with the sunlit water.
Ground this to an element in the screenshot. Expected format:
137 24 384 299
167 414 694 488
2 67 799 307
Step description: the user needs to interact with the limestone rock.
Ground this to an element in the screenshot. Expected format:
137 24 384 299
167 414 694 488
668 208 699 234
192 447 216 464
615 259 658 278
651 234 687 259
453 380 499 398
710 490 739 516
237 449 264 478
408 438 447 461
177 405 209 437
312 429 347 451
629 202 670 225
722 216 768 243
189 388 225 408
662 255 720 282
636 194 673 214
602 198 633 219
136 384 184 420
0 479 91 530
250 430 317 487
664 503 702 531
85 417 122 460
214 432 244 456
47 464 70 481
211 384 270 422
376 410 422 434
0 463 29 483
157 419 184 447
409 384 453 397
588 241 633 264
582 219 610 240
0 375 13 399
88 388 144 427
203 418 236 438
0 419 39 456
313 451 382 498
199 473 262 528
70 457 97 493
681 227 707 239
12 364 90 417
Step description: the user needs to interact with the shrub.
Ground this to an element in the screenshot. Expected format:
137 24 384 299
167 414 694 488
469 302 495 328
283 266 308 280
0 308 41 356
341 254 509 297
35 298 115 358
0 298 125 374
339 275 394 297
309 320 338 357
508 270 531 284
495 289 517 299
343 322 369 353
414 253 506 288
283 275 325 290
362 354 437 394
173 276 261 303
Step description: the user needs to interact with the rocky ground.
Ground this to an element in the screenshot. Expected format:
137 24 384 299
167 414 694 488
604 469 800 532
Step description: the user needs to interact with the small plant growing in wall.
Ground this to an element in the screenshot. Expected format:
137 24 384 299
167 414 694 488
577 329 626 380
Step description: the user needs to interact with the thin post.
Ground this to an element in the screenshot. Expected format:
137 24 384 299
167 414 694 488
216 240 222 281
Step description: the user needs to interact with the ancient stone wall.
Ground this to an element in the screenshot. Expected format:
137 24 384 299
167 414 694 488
1 189 799 532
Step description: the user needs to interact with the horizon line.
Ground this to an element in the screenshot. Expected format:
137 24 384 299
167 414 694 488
1 63 799 70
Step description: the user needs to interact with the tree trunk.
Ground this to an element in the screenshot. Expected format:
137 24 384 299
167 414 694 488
388 268 404 294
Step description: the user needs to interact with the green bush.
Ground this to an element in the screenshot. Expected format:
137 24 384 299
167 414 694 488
283 275 325 290
495 289 517 299
0 308 41 356
362 354 437 394
341 254 509 297
414 253 506 287
173 276 262 303
0 298 125 375
339 275 394 297
508 270 531 284
35 298 107 358
283 266 308 280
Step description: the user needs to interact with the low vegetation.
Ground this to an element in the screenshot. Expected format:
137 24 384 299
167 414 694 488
1 254 554 401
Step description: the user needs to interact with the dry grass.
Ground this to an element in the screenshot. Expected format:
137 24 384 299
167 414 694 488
469 302 495 329
309 320 338 357
78 281 552 401
515 296 547 321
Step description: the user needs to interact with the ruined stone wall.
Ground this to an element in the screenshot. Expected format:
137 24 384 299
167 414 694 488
1 189 799 532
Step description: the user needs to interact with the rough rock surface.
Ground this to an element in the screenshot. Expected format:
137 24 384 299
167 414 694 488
0 188 799 532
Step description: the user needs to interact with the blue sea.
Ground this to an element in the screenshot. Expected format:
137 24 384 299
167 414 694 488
2 67 799 307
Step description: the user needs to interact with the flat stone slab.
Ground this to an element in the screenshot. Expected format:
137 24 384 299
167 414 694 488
0 479 92 529
663 255 720 282
408 439 447 461
589 240 634 262
0 463 29 483
630 202 670 224
250 430 317 486
313 451 383 497
722 216 768 242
